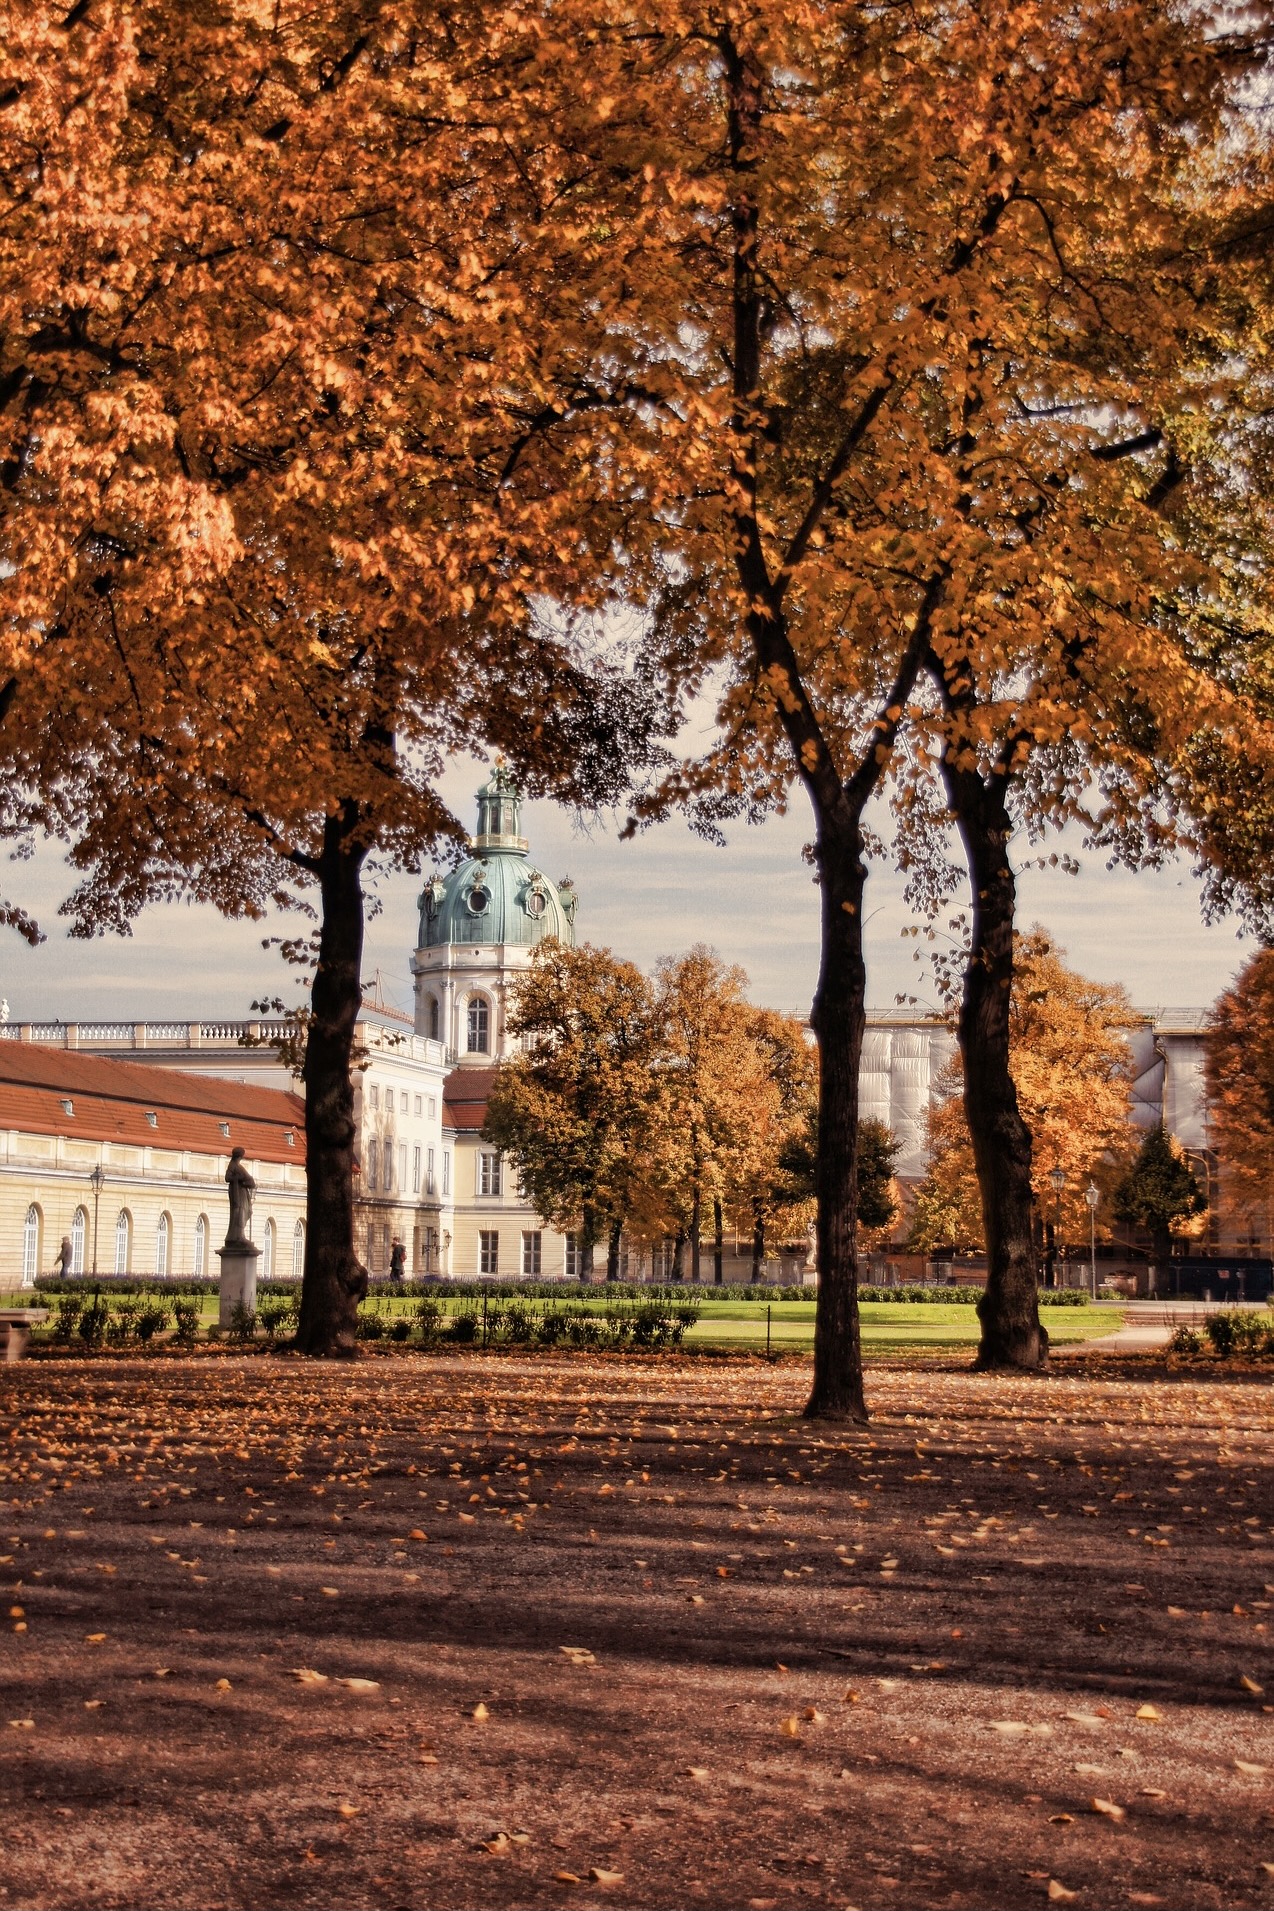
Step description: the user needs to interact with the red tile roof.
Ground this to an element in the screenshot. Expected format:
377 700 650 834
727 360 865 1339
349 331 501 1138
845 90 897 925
443 1066 498 1132
0 1043 305 1163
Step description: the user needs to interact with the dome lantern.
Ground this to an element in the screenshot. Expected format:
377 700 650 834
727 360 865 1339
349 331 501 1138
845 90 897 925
474 765 527 852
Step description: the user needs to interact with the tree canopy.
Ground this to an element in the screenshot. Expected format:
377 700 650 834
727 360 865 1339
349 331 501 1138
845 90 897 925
909 932 1139 1254
1112 1125 1208 1265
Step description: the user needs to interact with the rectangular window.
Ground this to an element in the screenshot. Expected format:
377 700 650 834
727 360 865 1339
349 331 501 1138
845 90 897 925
426 1146 435 1195
370 1084 380 1111
367 1137 379 1188
479 1151 502 1197
366 1220 378 1270
412 1145 421 1194
383 1146 393 1192
399 1143 408 1190
400 1090 409 1113
424 1226 438 1272
442 1150 451 1196
521 1231 542 1277
479 1229 499 1276
414 1095 423 1118
564 1232 581 1279
428 1096 437 1118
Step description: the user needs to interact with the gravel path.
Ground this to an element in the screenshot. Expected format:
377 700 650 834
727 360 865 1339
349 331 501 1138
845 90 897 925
2 1351 1271 1910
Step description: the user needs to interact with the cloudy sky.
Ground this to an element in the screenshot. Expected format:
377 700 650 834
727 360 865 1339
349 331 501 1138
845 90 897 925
0 748 1251 1027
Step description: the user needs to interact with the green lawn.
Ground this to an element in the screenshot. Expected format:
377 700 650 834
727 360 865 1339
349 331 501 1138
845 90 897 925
13 1288 1122 1356
681 1297 1122 1353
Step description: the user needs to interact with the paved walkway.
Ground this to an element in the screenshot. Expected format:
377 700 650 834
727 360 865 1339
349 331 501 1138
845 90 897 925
1055 1299 1229 1355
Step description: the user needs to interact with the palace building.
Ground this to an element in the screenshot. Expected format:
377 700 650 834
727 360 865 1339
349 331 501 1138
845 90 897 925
0 768 1228 1286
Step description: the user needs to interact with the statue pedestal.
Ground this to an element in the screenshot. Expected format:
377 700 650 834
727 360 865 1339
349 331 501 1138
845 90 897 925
218 1242 262 1328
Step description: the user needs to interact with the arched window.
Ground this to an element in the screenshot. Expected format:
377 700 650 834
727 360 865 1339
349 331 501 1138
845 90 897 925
467 997 490 1054
70 1207 87 1276
114 1210 131 1275
262 1218 275 1279
193 1214 208 1279
427 994 440 1041
292 1219 305 1278
22 1204 41 1283
366 1137 379 1187
155 1212 170 1278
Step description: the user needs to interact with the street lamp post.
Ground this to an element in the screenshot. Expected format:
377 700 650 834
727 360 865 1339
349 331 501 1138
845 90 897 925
1048 1167 1066 1290
1085 1182 1100 1300
89 1164 105 1277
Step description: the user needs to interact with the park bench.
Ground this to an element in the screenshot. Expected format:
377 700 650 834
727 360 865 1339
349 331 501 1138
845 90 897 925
0 1308 49 1362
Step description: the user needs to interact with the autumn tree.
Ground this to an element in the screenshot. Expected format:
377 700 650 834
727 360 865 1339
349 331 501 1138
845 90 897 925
727 1007 818 1282
0 4 666 1353
908 932 1139 1260
1113 1125 1207 1265
483 942 666 1281
505 0 1261 1410
1204 953 1274 1241
653 947 784 1284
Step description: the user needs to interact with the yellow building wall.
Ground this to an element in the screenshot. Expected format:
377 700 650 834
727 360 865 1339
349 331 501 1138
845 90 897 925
0 1131 306 1286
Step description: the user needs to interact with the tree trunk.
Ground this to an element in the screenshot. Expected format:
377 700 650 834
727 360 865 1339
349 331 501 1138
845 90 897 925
944 765 1047 1370
579 1204 596 1282
805 825 869 1421
294 809 370 1358
713 1196 724 1285
671 1229 686 1282
606 1216 624 1282
751 1204 765 1284
690 1174 701 1284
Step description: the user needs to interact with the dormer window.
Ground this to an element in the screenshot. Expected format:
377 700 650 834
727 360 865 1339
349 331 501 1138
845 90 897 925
60 1098 74 1117
467 885 490 916
219 1121 230 1138
145 1111 158 1128
285 1130 295 1147
525 886 546 920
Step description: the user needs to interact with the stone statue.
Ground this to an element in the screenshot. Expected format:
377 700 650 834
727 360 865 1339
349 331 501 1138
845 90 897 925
225 1147 256 1247
55 1235 74 1277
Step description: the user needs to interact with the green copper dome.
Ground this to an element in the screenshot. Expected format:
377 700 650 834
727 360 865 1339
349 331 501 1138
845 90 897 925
417 769 578 950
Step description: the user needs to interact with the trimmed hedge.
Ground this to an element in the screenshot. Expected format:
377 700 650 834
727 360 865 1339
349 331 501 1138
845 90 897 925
33 1272 1095 1306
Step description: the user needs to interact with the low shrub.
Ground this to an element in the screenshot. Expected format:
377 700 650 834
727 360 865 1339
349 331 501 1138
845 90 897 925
502 1303 534 1344
389 1317 412 1343
105 1300 140 1345
1169 1324 1203 1356
356 1310 387 1341
172 1299 201 1350
415 1297 444 1347
1204 1309 1272 1359
228 1301 257 1343
450 1311 478 1343
78 1298 109 1348
258 1303 291 1339
136 1301 172 1343
52 1294 83 1342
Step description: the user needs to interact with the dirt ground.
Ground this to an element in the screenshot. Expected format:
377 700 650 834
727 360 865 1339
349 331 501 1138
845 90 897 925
1 1349 1271 1911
